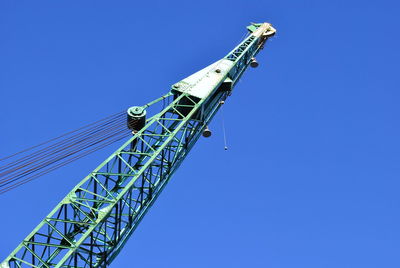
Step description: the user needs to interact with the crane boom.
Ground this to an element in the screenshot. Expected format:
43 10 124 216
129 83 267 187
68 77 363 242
1 22 276 268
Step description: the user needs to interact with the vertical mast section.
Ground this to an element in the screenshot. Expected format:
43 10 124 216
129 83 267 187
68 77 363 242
1 22 275 268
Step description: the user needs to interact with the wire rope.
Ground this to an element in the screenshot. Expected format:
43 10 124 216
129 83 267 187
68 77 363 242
0 111 131 194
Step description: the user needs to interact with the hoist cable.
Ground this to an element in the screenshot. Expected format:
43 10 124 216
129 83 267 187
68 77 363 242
0 111 124 162
0 113 125 172
0 129 129 189
0 132 130 195
0 111 131 194
0 116 125 176
0 125 128 185
221 105 228 150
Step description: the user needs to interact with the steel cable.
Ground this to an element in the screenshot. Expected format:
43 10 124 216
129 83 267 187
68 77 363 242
0 111 131 194
0 124 128 185
0 113 125 172
0 128 129 188
0 111 124 162
0 116 126 177
0 131 130 194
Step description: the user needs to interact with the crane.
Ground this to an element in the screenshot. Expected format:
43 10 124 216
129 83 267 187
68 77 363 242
1 22 276 268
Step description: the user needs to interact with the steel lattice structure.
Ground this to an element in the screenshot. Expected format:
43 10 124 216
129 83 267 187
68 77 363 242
1 22 276 268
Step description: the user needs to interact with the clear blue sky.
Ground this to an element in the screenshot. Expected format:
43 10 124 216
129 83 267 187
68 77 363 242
0 1 399 267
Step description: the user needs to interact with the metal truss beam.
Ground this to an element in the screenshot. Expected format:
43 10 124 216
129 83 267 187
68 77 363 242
2 22 276 268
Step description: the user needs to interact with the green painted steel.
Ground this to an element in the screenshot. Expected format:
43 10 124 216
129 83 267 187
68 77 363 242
1 22 276 268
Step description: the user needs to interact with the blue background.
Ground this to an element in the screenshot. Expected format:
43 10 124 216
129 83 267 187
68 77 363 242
0 1 399 267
